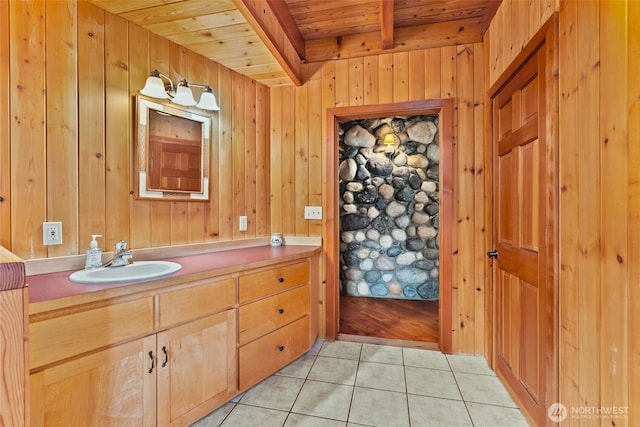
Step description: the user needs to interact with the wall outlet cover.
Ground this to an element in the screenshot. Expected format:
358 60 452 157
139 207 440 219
239 216 248 231
304 206 323 220
43 221 62 245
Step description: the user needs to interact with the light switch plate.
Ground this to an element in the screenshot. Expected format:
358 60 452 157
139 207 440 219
43 221 62 245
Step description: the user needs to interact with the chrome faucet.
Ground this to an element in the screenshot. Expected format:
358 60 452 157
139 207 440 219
103 240 133 267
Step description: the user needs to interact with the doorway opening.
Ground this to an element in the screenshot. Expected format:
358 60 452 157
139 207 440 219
336 114 440 347
325 100 453 353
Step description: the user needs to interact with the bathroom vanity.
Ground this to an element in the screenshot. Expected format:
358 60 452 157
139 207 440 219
27 245 320 427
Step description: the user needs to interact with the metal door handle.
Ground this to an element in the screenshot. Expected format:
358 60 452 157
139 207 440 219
487 249 498 259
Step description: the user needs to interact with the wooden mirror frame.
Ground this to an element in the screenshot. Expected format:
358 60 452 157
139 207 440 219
136 95 211 201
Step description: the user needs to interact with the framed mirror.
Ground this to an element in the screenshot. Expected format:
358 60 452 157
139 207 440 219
136 95 211 201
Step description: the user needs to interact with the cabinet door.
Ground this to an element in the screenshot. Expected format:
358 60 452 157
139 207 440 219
157 309 237 427
30 335 157 427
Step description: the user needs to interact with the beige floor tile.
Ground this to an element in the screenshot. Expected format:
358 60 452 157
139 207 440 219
190 402 235 427
239 375 305 411
220 405 288 427
405 366 462 400
360 344 404 365
308 356 359 385
403 348 450 371
466 402 531 427
319 340 363 360
454 372 518 407
195 344 529 427
348 387 409 427
355 361 406 393
277 354 317 379
446 354 496 376
291 380 354 421
284 413 348 427
407 394 473 427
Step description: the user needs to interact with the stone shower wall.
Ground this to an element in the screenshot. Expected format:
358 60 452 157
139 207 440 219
339 115 440 300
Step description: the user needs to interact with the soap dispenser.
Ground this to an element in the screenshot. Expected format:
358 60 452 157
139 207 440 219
85 234 103 270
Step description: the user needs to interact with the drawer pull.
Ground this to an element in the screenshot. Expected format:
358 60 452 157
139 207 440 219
278 308 285 314
148 351 155 373
162 346 169 367
278 277 284 283
278 345 285 352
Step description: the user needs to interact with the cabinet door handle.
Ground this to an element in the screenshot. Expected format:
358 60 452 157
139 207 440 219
148 351 155 373
278 308 284 314
278 345 285 352
162 346 169 367
278 277 284 283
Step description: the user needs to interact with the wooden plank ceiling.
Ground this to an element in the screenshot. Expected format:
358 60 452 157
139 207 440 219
90 0 500 87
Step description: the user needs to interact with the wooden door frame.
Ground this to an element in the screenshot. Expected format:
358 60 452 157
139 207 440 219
487 14 559 425
324 99 454 354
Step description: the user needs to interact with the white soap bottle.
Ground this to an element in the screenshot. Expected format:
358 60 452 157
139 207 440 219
85 234 103 270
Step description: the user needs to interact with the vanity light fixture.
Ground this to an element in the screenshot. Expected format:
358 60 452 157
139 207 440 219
140 70 219 111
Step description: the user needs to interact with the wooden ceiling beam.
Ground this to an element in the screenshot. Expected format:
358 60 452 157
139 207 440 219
267 0 306 59
305 17 484 62
380 0 394 49
233 0 304 86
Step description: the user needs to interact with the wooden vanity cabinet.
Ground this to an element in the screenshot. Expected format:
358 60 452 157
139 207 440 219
29 276 237 427
28 251 319 426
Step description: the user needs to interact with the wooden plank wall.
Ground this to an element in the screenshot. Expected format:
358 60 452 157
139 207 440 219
270 43 487 355
0 1 270 259
487 0 639 425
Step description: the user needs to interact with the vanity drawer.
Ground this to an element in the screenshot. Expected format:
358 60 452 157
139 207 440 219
30 297 154 369
239 315 310 390
159 277 236 328
239 284 309 345
239 261 309 303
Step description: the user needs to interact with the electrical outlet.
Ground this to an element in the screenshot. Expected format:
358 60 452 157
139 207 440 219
304 206 323 220
43 221 62 245
239 216 248 231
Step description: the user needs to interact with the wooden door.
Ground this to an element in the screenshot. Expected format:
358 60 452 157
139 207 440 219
157 310 237 427
29 335 157 427
490 39 555 426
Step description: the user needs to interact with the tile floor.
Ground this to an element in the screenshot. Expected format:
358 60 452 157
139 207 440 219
192 340 530 427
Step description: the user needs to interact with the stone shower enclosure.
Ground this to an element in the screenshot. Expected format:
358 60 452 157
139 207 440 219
338 115 441 301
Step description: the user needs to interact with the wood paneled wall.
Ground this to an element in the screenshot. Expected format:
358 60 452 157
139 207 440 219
0 1 270 259
270 44 487 355
488 1 639 425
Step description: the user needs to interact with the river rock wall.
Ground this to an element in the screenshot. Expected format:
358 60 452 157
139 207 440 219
339 115 440 300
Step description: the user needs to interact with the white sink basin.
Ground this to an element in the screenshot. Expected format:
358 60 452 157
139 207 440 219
69 261 182 284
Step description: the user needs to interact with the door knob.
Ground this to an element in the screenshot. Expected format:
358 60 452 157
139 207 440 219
487 249 498 259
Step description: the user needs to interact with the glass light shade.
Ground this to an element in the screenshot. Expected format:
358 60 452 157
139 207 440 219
171 85 197 106
197 90 219 111
140 76 170 99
